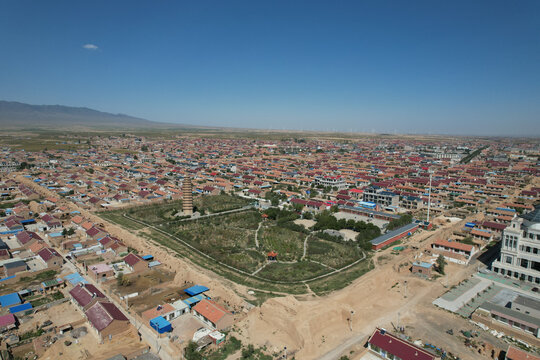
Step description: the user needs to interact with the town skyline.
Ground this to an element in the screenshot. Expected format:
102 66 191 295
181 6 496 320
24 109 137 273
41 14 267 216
1 1 539 136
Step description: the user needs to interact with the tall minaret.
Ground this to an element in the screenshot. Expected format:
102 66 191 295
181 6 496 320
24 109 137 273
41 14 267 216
182 177 193 215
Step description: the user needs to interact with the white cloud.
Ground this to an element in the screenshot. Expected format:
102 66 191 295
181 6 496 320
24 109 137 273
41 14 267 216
82 43 99 51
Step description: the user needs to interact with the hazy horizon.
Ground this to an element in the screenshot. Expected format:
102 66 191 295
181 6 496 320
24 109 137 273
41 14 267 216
1 1 539 136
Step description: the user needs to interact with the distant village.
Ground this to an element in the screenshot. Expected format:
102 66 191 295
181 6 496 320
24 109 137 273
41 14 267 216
0 134 538 360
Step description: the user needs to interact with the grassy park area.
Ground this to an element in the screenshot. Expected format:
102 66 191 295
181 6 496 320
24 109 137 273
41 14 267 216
98 196 373 294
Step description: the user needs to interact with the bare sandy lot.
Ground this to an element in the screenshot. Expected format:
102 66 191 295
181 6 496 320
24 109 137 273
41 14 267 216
339 229 359 241
334 211 389 229
40 327 147 360
19 301 83 334
294 219 316 229
230 215 499 360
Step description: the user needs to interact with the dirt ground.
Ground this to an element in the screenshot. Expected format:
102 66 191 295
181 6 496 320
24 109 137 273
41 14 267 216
339 229 359 241
294 218 316 229
18 301 83 333
231 214 501 360
40 327 147 360
129 286 182 314
170 314 207 343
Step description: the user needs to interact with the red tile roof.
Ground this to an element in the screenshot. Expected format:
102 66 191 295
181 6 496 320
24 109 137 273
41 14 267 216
124 253 143 267
192 299 231 325
69 283 106 308
368 329 435 360
432 239 474 252
37 248 61 262
16 231 42 245
0 314 16 328
506 346 540 360
85 301 128 331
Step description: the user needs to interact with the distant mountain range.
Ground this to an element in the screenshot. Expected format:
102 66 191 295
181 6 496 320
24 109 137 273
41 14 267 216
0 100 171 129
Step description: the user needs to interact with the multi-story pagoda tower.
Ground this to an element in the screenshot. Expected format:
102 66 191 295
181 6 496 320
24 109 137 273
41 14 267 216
182 177 193 215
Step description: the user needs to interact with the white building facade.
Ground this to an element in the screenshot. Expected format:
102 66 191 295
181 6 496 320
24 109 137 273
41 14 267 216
492 206 540 284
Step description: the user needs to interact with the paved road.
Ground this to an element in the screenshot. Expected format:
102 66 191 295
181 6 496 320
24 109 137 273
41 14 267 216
166 205 254 224
317 332 367 360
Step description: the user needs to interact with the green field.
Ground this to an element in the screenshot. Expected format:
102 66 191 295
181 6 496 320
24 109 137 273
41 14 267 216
196 194 252 213
306 236 361 268
167 210 263 272
259 225 305 261
98 196 371 295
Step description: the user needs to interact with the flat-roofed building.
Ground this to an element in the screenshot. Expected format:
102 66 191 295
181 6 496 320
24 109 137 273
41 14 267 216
87 263 114 282
472 297 540 344
314 176 347 190
363 186 399 207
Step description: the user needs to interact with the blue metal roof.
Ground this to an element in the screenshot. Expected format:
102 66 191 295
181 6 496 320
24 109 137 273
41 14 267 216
9 303 32 314
371 223 418 246
413 262 433 269
141 255 154 260
183 294 206 307
0 293 21 307
184 285 209 296
64 273 88 286
0 275 16 283
150 316 172 333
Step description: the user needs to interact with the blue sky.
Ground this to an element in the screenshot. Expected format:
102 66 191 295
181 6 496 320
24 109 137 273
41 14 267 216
1 1 539 135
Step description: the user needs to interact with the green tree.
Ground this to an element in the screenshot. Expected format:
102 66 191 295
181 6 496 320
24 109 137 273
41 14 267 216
62 227 75 236
436 254 446 275
116 272 131 287
184 341 202 360
386 214 413 231
241 344 255 359
293 203 304 212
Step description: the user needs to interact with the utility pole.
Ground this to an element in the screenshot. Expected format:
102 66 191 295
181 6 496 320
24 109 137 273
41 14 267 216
349 310 355 331
427 171 432 223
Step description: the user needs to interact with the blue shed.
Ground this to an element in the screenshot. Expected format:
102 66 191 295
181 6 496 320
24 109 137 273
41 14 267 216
0 293 21 308
150 316 172 333
9 303 33 314
142 255 154 261
184 285 209 296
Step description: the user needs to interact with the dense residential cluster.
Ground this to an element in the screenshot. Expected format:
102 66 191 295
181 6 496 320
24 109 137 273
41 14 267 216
0 134 537 360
